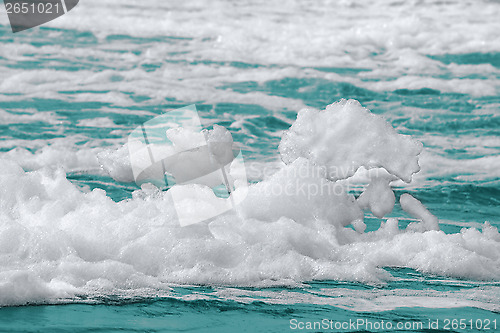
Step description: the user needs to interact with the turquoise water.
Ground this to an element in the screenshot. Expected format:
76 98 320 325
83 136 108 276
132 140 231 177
0 284 498 333
0 0 499 332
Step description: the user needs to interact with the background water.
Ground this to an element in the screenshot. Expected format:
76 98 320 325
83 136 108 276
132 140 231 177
0 0 499 332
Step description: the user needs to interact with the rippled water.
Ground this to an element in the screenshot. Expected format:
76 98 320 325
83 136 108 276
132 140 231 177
0 0 499 332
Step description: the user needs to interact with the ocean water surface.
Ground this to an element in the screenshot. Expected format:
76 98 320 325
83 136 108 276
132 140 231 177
0 0 499 332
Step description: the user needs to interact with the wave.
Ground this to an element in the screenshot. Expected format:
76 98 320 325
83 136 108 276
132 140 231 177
0 100 498 307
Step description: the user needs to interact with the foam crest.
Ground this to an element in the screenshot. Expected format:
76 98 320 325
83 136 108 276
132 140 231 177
0 97 498 306
0 156 498 306
279 99 423 182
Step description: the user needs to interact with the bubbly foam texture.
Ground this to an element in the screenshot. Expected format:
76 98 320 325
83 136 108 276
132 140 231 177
1 1 498 187
1 100 499 306
0 160 498 306
279 99 423 182
0 0 499 307
357 173 395 219
400 193 439 231
0 0 499 112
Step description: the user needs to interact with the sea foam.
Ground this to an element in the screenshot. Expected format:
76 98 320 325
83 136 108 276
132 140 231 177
0 100 498 306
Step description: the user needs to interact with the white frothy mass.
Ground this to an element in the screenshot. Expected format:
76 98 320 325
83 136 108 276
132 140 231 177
0 0 499 312
279 99 422 182
0 1 498 188
0 1 499 189
0 0 499 108
0 100 498 307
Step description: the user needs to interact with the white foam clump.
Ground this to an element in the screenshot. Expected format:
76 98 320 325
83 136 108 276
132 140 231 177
98 126 236 185
357 173 396 219
400 193 439 231
279 99 429 224
166 127 206 152
279 99 423 183
238 158 363 227
0 158 499 307
0 100 499 306
207 125 234 165
2 144 102 174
